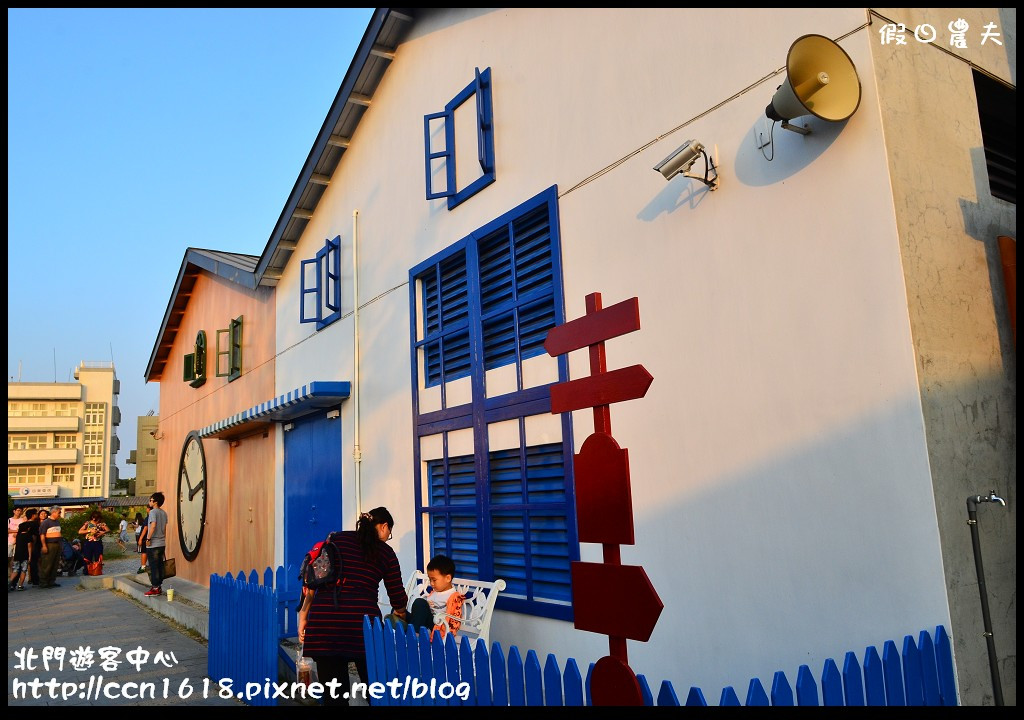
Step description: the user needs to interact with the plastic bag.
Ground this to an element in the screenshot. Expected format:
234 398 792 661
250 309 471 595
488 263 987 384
296 645 318 687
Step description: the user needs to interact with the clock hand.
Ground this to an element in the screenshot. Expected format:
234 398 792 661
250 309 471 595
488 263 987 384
182 466 194 493
189 479 206 502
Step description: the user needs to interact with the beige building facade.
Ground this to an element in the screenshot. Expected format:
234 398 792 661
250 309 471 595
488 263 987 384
7 361 121 503
128 414 159 496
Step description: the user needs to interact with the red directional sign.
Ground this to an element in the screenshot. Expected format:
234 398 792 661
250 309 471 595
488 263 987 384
572 562 663 642
574 432 634 545
544 297 640 357
591 656 644 706
549 364 653 414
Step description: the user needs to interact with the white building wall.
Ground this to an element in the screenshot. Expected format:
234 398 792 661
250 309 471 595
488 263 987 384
275 8 952 695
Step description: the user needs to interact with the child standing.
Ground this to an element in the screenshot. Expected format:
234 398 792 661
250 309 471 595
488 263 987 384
408 555 464 639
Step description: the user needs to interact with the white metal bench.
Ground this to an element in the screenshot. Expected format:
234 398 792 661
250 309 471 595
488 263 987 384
398 570 506 647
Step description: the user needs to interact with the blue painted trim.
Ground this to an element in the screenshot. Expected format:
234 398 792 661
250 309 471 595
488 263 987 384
318 236 342 329
424 110 452 200
422 67 497 212
298 236 342 330
446 67 496 210
199 380 351 437
299 257 319 324
415 410 475 436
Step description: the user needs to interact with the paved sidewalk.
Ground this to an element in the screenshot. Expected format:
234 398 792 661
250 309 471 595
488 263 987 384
7 576 240 706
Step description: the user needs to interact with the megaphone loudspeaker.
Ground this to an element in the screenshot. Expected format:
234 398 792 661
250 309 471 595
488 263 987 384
766 34 862 123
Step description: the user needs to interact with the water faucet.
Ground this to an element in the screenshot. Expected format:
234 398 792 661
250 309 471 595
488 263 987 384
969 490 1006 510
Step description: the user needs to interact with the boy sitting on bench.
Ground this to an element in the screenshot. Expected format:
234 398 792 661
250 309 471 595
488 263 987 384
405 554 464 640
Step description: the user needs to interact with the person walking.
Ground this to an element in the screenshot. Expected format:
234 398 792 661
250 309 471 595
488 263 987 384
144 493 168 596
27 508 44 586
38 506 63 589
116 514 129 551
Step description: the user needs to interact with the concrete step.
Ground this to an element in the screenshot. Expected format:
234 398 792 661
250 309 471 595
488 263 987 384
80 571 210 639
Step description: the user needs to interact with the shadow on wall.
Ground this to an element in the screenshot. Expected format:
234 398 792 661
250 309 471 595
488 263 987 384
637 115 848 221
999 8 1016 87
731 116 848 187
959 146 1017 370
571 378 1014 706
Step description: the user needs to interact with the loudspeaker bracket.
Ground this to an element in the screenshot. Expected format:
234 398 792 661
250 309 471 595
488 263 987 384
781 121 811 136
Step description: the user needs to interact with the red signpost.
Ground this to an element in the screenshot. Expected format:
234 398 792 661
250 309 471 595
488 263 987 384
545 292 663 706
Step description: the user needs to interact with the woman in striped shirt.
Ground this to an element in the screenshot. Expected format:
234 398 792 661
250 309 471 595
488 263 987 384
299 506 408 705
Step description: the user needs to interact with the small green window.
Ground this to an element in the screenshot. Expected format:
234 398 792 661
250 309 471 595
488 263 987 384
216 316 243 382
184 330 208 387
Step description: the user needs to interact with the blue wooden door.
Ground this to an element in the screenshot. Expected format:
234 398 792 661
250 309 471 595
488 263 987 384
284 410 343 578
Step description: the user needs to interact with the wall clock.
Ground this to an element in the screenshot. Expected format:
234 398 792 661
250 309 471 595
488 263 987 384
177 430 207 561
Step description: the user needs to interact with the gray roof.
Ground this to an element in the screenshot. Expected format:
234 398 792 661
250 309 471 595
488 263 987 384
145 248 261 382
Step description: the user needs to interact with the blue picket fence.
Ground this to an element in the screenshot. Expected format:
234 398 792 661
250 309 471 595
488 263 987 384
208 566 301 707
363 619 957 707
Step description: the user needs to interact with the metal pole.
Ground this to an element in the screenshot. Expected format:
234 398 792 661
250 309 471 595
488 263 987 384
966 494 1004 705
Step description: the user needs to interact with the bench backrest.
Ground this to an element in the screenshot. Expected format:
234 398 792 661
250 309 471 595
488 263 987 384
404 571 506 647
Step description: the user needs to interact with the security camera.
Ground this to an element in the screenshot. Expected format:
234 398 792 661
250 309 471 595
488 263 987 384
654 140 704 181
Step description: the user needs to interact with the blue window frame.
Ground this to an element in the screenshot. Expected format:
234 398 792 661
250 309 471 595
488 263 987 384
424 67 495 211
409 187 577 620
300 236 342 330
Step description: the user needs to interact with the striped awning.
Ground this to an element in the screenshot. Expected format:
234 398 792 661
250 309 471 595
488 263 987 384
199 381 351 439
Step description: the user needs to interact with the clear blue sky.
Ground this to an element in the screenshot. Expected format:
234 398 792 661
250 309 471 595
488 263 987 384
7 8 374 478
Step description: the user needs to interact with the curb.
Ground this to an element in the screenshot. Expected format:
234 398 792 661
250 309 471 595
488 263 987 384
80 572 210 639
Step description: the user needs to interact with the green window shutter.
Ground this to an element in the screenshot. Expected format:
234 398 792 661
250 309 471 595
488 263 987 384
229 316 243 381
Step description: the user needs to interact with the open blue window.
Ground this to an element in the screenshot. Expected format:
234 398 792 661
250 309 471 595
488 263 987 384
424 67 495 211
299 236 342 330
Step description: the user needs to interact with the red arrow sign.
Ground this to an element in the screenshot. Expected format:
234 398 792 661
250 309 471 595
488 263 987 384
572 562 663 641
574 432 634 545
550 365 653 414
544 297 640 357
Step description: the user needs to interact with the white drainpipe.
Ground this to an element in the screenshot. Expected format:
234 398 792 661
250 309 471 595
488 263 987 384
352 209 363 516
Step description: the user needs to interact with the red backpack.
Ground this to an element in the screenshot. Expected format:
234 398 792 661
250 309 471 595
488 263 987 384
298 532 343 606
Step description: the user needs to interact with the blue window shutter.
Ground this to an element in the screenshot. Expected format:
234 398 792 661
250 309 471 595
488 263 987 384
324 236 341 313
444 67 497 211
412 188 574 616
424 110 454 200
488 443 571 603
528 512 572 602
475 67 494 173
482 312 516 370
512 206 553 300
420 250 471 386
492 512 528 597
428 454 480 579
439 252 469 328
441 330 472 384
478 227 513 314
517 298 556 362
299 257 320 324
489 448 524 505
525 444 567 504
422 270 441 337
424 340 442 387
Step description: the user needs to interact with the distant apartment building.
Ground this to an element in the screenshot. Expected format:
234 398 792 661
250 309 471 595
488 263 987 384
7 361 121 504
127 414 159 496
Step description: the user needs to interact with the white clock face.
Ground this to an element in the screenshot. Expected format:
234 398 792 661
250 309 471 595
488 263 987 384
177 432 207 561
